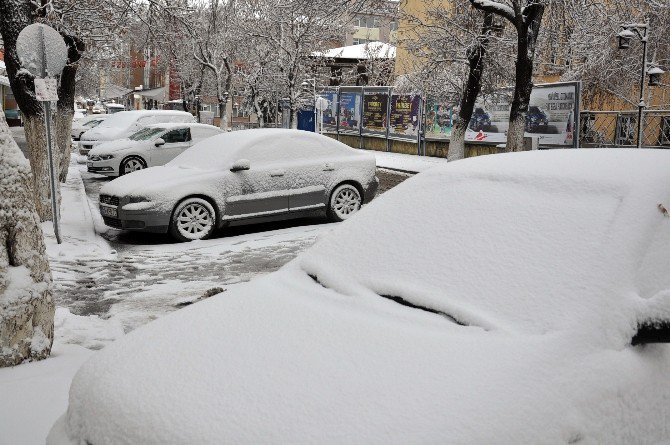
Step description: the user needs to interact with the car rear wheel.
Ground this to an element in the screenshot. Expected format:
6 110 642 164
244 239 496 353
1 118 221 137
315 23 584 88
170 198 216 242
120 156 146 175
328 184 362 222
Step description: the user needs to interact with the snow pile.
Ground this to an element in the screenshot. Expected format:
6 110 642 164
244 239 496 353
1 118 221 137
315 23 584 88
0 342 92 445
49 150 670 444
373 150 449 173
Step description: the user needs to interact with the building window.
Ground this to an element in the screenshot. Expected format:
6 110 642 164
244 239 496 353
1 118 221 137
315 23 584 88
389 21 397 32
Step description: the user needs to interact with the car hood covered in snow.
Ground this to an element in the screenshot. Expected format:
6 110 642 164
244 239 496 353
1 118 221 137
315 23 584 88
50 150 670 444
100 165 222 203
89 139 140 155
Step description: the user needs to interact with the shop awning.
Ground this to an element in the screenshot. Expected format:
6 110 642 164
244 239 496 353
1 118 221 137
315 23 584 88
135 86 167 101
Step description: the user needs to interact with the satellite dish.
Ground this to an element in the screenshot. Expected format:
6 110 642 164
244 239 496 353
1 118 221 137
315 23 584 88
16 24 68 78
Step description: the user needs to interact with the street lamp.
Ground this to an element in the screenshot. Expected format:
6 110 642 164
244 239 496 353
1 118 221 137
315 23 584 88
647 65 665 87
615 22 663 148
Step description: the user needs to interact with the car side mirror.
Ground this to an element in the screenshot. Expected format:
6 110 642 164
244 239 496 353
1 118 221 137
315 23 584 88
230 159 251 172
632 292 670 345
154 138 165 147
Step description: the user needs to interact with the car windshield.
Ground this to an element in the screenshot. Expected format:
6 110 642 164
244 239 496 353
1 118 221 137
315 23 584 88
129 127 166 141
84 120 103 128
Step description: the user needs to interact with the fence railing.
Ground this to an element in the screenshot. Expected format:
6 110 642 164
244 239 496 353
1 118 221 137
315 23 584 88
580 110 670 148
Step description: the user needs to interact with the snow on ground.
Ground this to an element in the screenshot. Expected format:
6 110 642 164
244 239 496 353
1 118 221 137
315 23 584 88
371 150 448 173
1 155 335 445
0 343 92 445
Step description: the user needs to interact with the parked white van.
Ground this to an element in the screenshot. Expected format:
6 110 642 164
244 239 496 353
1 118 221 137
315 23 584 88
78 110 195 155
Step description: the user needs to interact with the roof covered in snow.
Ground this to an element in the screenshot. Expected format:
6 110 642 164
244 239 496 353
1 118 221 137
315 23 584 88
313 41 396 60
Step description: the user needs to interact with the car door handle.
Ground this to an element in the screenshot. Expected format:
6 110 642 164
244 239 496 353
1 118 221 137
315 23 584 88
270 169 285 177
323 163 335 171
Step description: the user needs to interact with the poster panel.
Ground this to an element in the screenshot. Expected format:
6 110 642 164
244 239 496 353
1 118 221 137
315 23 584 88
389 94 421 140
362 90 389 136
319 90 338 133
338 90 362 134
462 82 580 146
424 97 456 140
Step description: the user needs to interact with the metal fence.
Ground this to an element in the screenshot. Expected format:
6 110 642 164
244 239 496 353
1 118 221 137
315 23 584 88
580 110 670 148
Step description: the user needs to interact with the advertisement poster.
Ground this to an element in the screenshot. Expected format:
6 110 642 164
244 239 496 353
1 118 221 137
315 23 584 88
338 91 362 134
463 82 580 146
425 97 455 140
389 95 421 140
362 91 388 135
319 91 338 133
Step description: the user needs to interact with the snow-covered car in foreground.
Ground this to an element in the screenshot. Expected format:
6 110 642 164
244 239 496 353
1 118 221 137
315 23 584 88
78 110 195 155
97 129 378 241
49 150 670 444
71 114 108 141
87 123 222 176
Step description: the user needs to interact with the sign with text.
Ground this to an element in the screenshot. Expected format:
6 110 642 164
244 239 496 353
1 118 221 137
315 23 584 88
34 78 59 102
463 82 580 146
362 91 388 136
389 95 421 140
425 97 456 140
338 90 362 134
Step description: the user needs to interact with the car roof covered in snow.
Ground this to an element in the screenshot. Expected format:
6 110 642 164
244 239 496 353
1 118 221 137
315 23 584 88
144 123 221 131
168 129 369 170
301 149 670 335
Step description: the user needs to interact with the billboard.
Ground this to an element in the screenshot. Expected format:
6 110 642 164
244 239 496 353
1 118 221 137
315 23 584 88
362 90 388 136
424 98 455 140
461 82 580 146
389 95 421 140
338 90 362 134
319 90 338 133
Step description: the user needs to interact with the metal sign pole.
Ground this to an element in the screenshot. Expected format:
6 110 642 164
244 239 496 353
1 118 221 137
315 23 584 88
38 26 62 244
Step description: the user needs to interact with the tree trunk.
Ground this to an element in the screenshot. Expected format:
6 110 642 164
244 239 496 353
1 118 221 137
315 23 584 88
506 46 534 152
23 114 61 222
0 110 54 368
219 100 229 131
55 109 73 182
290 108 299 129
448 119 468 161
450 11 494 162
56 35 83 183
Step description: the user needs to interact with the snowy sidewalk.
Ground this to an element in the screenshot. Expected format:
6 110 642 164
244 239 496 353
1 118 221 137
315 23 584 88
371 150 449 173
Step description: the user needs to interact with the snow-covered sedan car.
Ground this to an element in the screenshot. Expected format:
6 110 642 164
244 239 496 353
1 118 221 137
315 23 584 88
78 110 195 155
87 123 222 176
97 129 378 241
49 150 670 444
71 114 108 141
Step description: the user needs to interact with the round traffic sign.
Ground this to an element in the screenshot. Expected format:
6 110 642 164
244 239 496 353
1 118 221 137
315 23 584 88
16 24 68 77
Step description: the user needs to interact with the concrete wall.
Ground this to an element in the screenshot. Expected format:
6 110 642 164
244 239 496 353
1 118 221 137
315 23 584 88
326 133 503 160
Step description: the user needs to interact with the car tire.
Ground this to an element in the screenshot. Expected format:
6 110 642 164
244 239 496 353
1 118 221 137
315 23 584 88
169 198 217 242
120 156 147 176
328 183 362 222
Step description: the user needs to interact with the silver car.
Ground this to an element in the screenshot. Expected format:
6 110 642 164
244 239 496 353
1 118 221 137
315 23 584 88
98 129 379 241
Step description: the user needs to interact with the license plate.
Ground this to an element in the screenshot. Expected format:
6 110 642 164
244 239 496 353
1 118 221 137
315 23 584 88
100 206 117 218
87 162 92 167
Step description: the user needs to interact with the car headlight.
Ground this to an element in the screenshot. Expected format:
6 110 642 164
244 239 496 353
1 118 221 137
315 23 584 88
88 154 114 161
128 196 150 203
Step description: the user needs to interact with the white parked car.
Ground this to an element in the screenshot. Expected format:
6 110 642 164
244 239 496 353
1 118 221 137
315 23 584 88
104 103 125 114
87 123 222 176
48 150 670 444
96 129 378 241
71 114 108 141
78 110 195 155
73 108 87 120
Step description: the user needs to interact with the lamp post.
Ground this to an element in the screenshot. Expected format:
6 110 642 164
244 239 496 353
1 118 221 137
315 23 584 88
616 22 666 148
301 79 317 132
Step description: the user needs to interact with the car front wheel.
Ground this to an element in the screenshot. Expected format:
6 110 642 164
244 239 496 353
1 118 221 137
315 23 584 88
120 156 146 175
170 198 216 241
328 184 362 222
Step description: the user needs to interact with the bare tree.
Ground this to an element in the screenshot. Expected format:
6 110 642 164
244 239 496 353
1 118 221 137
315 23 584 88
0 109 54 368
470 0 546 152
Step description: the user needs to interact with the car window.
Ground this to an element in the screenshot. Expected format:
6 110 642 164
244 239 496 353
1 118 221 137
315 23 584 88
129 127 165 141
162 128 191 143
